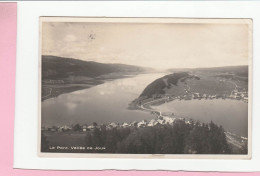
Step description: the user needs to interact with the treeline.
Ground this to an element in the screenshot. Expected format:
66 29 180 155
84 119 231 154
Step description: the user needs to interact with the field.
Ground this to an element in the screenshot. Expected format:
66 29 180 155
186 74 235 95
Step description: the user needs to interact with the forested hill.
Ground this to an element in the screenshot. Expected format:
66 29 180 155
139 72 199 98
42 55 149 80
138 65 248 99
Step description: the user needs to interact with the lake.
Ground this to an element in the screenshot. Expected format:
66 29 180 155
41 73 165 127
42 73 248 137
151 99 248 137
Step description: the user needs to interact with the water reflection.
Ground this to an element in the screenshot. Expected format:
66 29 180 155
42 73 165 127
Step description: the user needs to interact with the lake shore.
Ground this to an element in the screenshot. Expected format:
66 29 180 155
42 72 145 101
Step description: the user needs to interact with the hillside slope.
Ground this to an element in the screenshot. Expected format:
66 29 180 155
42 55 148 80
139 72 199 98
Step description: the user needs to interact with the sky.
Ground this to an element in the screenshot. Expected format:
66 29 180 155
42 21 250 69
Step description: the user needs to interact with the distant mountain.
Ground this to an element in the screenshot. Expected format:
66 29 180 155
168 65 248 77
42 55 150 80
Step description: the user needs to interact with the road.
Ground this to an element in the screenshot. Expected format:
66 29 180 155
225 132 244 149
140 96 186 118
227 81 239 96
139 97 169 116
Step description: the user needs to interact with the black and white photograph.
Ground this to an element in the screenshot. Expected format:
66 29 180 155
39 17 252 158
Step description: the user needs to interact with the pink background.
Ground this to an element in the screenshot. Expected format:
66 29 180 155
0 2 259 176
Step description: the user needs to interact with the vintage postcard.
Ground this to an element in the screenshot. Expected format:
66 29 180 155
39 17 252 159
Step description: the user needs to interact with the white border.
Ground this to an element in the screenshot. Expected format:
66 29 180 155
38 17 252 160
14 1 260 171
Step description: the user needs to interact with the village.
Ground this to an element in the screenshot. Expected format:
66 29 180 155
136 82 248 108
41 115 186 133
172 87 248 103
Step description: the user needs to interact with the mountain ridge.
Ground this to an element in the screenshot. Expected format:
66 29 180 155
42 55 151 80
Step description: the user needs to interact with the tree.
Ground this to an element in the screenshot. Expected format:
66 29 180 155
207 122 230 154
85 132 93 152
82 119 231 154
73 124 81 131
93 122 98 127
92 127 103 146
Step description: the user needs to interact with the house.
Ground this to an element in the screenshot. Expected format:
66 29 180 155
49 126 58 132
130 121 138 127
87 125 95 131
137 120 147 128
82 125 87 132
111 122 118 128
147 119 157 126
185 120 191 125
121 123 129 128
63 125 71 131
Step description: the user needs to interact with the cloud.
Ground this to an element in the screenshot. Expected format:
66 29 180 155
42 22 250 69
